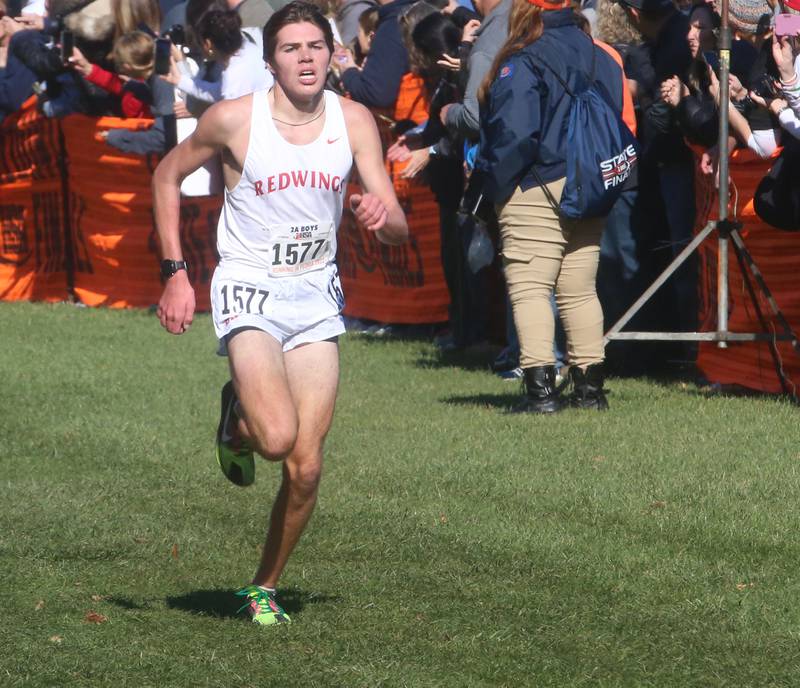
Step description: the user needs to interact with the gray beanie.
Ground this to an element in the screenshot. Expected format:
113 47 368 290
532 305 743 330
716 0 771 34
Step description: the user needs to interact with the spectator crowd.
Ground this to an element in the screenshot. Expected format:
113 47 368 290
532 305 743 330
1 0 800 399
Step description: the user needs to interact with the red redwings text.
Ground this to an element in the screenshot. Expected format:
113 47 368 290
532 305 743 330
253 170 344 197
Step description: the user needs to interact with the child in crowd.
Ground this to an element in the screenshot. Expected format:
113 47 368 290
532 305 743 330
355 6 378 64
332 5 378 73
69 30 155 118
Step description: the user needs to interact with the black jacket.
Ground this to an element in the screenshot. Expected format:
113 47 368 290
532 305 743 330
623 10 692 163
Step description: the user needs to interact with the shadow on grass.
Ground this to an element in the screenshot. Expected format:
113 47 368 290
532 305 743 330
442 392 520 410
108 596 150 611
621 360 798 403
343 322 441 344
416 345 500 373
164 588 341 620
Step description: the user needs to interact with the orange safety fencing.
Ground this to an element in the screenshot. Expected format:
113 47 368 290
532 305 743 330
0 98 220 309
58 113 220 309
1 90 448 324
694 147 800 394
0 99 66 302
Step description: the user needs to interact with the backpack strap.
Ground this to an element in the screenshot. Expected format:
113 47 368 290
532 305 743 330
527 34 598 214
536 33 598 96
528 166 563 216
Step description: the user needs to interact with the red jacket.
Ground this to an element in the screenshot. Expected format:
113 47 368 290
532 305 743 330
87 64 152 118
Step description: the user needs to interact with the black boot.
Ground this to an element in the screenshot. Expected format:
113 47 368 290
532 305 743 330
569 363 609 410
514 366 563 414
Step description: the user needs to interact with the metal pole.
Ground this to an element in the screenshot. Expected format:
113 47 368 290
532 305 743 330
603 0 800 395
716 0 732 347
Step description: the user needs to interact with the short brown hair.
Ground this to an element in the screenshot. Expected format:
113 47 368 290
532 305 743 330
113 30 155 79
263 0 334 62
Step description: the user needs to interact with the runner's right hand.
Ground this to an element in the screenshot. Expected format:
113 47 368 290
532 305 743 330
158 271 196 335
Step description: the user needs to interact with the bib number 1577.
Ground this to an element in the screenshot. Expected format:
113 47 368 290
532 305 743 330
219 282 270 316
271 238 328 269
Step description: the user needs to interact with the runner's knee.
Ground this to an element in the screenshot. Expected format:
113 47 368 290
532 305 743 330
286 458 322 495
248 415 298 461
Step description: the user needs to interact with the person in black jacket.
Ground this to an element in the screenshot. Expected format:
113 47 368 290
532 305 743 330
477 0 629 413
618 0 698 360
659 2 719 147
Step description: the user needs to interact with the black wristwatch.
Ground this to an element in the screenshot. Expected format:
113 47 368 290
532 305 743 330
160 259 188 280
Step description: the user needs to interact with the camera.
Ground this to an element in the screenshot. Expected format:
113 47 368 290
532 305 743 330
59 29 74 66
165 24 185 46
154 37 172 76
751 73 779 101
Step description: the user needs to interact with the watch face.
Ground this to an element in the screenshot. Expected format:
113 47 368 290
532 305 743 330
161 260 185 278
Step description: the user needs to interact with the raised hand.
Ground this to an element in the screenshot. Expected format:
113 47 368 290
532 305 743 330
462 19 481 44
436 53 461 72
67 46 92 77
386 134 412 163
399 148 431 180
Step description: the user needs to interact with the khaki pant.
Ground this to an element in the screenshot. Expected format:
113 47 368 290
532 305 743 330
498 179 605 369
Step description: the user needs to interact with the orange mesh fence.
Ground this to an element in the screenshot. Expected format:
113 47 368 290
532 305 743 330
2 87 447 324
59 114 220 310
0 177 68 302
694 147 800 394
0 97 62 185
0 105 221 309
338 73 449 324
0 99 68 302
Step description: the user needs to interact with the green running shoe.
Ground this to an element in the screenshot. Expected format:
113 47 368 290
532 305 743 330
236 585 292 626
215 381 255 487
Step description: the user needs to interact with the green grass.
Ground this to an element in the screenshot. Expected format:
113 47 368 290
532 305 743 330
2 301 800 687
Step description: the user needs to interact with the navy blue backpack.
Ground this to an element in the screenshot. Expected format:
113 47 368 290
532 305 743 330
532 40 639 219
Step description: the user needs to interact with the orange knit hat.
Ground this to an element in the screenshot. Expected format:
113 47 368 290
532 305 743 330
526 0 571 9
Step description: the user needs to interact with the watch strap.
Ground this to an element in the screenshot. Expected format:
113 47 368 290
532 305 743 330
161 259 188 279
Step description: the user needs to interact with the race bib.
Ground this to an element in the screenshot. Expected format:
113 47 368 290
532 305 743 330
267 221 334 277
214 279 271 318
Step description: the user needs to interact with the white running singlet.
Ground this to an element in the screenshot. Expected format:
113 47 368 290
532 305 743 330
211 89 353 351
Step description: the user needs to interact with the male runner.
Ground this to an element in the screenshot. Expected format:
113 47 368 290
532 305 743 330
152 0 408 626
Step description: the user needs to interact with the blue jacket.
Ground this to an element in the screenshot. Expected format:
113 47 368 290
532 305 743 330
341 0 413 109
477 10 626 203
0 52 36 124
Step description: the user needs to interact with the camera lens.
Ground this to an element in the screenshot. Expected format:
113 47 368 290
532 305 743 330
168 24 185 45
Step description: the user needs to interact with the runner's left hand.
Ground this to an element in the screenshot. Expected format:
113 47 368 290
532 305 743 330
350 193 388 232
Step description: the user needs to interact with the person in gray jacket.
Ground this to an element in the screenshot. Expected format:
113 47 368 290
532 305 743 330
336 0 377 46
441 0 510 139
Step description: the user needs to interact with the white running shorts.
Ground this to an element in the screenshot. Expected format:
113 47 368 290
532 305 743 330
211 261 346 353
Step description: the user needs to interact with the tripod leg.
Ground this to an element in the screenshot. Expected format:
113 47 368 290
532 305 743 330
730 234 789 395
604 221 717 341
